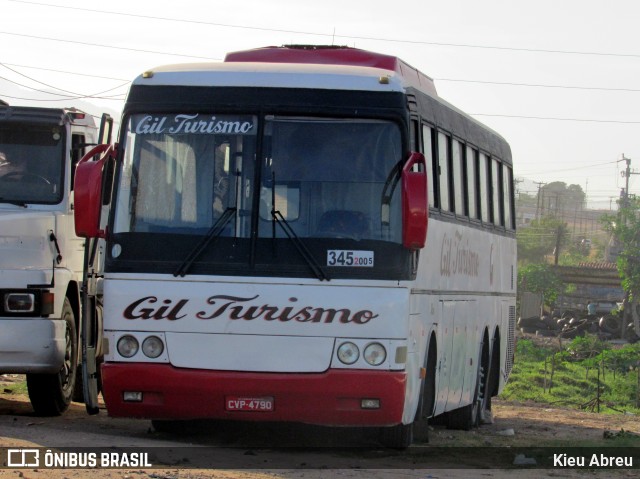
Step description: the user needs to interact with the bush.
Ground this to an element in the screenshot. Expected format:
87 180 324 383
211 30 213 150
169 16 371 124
502 337 640 414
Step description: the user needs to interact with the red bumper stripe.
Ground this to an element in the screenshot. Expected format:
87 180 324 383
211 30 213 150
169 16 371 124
101 363 406 426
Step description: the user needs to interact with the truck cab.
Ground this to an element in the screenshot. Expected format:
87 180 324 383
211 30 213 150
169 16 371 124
0 105 98 415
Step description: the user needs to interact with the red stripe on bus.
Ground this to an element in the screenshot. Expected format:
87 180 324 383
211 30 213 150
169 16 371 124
101 363 406 426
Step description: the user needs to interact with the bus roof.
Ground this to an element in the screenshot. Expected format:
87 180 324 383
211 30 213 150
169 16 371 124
225 45 437 96
133 61 414 93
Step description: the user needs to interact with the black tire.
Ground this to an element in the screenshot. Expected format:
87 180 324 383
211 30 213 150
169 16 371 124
412 339 437 443
599 314 621 335
378 423 413 449
152 419 190 434
447 335 490 430
27 298 78 416
446 402 474 430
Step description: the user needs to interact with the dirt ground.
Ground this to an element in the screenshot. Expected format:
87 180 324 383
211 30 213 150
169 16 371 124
0 374 638 479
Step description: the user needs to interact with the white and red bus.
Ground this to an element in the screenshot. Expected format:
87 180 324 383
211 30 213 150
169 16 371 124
75 45 516 448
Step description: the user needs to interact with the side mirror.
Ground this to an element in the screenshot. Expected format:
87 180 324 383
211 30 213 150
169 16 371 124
402 152 428 250
74 144 116 238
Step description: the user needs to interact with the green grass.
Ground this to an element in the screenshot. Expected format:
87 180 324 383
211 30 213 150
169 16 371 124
500 337 640 415
1 379 28 395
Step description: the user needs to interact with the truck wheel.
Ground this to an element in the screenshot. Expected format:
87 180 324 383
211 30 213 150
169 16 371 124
27 298 78 416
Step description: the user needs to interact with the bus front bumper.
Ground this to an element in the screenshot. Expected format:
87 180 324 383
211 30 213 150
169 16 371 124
101 363 407 426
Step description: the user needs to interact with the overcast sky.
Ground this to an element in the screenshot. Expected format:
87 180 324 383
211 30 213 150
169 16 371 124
2 0 640 210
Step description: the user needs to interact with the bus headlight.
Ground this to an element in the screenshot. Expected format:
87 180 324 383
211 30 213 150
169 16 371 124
142 336 164 358
337 341 359 365
117 335 139 358
364 342 386 366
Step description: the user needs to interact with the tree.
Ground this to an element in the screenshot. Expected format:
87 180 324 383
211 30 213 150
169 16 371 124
540 182 585 214
601 197 640 337
517 215 569 265
516 191 537 208
517 263 565 309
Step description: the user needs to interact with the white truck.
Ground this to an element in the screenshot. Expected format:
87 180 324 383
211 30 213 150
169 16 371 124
0 105 107 415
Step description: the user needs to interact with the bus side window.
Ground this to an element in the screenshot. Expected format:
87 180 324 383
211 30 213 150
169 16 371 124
478 152 490 223
422 124 436 208
466 146 478 220
452 139 465 216
491 158 503 226
437 131 450 212
503 165 515 229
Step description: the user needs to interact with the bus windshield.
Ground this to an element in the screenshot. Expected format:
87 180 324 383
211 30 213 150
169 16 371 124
108 113 404 279
115 114 402 241
0 123 65 205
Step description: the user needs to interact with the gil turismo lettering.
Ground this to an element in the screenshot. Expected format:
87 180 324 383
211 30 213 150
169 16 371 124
134 114 255 135
123 295 379 325
440 230 480 278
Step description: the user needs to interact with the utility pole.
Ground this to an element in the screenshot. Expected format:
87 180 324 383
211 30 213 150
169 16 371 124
554 225 562 265
619 154 640 205
618 154 640 339
514 178 524 198
585 179 588 210
622 154 631 208
534 181 546 220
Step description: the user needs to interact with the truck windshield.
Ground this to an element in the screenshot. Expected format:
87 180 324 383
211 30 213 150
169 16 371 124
0 123 65 205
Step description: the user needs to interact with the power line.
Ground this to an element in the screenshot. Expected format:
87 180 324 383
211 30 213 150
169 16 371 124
0 62 128 98
0 91 126 102
471 113 640 124
5 2 640 121
517 160 619 176
0 76 125 100
6 59 640 97
9 0 640 59
0 76 127 99
2 61 129 82
0 31 220 61
437 78 640 93
0 61 131 103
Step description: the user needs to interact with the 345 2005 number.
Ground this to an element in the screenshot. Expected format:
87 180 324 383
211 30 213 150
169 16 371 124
327 250 374 267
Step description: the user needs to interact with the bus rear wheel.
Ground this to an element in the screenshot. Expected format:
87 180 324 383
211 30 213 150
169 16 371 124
27 298 78 416
447 336 490 430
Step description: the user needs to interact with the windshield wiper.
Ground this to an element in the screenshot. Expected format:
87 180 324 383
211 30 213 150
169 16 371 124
173 207 236 277
266 171 327 281
271 209 329 281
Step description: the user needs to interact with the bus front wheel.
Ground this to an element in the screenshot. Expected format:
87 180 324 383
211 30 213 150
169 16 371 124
378 423 413 449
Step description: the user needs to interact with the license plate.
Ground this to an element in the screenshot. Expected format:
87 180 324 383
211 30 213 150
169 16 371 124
225 396 274 412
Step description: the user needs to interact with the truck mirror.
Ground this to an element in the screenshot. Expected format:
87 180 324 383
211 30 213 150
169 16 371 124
74 144 115 238
402 152 428 250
